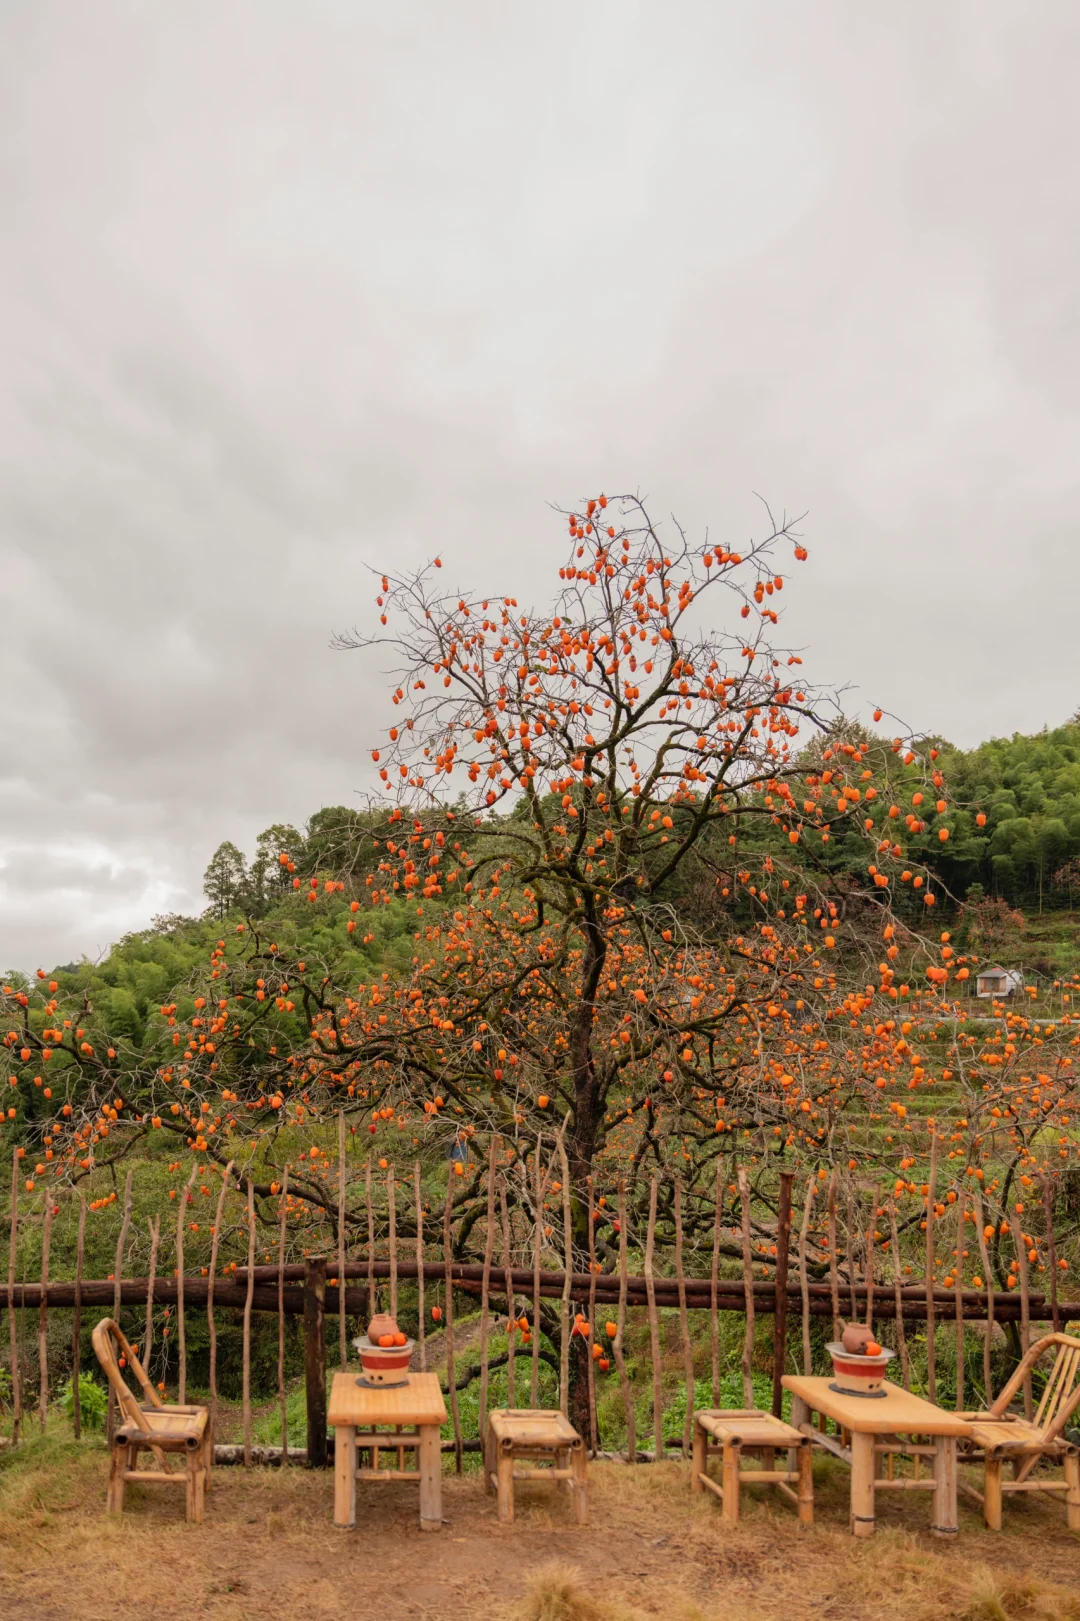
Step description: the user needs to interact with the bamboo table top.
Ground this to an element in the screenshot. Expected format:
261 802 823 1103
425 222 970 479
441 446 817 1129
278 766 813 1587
782 1376 974 1437
328 1371 447 1430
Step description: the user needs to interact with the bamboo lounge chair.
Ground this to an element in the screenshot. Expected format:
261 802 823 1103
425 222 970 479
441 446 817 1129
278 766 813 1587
958 1330 1080 1530
91 1317 212 1523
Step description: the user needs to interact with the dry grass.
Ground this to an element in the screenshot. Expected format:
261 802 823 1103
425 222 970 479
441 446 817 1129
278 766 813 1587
3 1429 1080 1621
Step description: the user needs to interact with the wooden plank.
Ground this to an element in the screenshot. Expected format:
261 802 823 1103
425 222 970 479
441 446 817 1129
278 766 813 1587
304 1258 328 1468
328 1370 448 1428
242 1179 256 1467
781 1375 974 1436
644 1177 664 1459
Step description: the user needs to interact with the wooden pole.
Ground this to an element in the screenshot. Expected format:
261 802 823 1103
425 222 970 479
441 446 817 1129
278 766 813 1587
557 1129 573 1419
531 1134 542 1406
864 1214 875 1331
71 1192 85 1439
888 1199 911 1389
415 1161 427 1372
953 1192 965 1412
925 1133 939 1406
844 1186 858 1320
1009 1212 1033 1421
973 1184 995 1406
499 1176 516 1407
773 1170 793 1418
674 1178 695 1449
586 1175 598 1454
613 1180 635 1463
243 1179 256 1466
478 1142 496 1434
798 1175 814 1377
278 1168 289 1463
1043 1176 1061 1334
644 1177 664 1460
387 1162 397 1323
826 1169 841 1342
711 1159 722 1407
108 1169 134 1442
338 1112 348 1368
7 1152 19 1444
737 1167 755 1408
443 1173 462 1473
303 1257 327 1468
176 1164 196 1406
365 1160 375 1315
38 1196 53 1428
207 1161 233 1442
144 1217 160 1372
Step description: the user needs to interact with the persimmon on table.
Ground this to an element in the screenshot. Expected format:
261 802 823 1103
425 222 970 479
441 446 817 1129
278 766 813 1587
328 1370 448 1531
782 1376 973 1538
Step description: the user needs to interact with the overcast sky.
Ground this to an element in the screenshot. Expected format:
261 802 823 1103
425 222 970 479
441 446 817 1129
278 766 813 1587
2 1 1079 972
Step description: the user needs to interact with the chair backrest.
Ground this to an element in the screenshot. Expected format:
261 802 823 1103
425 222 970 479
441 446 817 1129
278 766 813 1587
91 1318 164 1434
990 1331 1080 1441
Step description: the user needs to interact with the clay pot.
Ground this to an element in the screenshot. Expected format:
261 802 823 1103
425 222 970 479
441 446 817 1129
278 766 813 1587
841 1322 875 1355
367 1312 399 1343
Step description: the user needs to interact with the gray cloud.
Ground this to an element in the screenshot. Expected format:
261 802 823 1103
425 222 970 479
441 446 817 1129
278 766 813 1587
2 0 1079 969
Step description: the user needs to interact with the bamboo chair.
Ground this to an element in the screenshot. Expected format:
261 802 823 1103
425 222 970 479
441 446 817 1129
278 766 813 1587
91 1318 212 1523
958 1331 1080 1530
691 1409 814 1525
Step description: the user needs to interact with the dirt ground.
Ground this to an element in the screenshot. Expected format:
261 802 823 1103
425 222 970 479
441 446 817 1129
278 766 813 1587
5 1442 1080 1621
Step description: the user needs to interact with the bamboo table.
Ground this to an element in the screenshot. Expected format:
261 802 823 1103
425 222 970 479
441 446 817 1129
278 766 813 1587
328 1371 447 1532
782 1376 973 1538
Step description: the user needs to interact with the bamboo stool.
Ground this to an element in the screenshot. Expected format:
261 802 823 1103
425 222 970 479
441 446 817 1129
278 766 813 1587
484 1409 588 1524
91 1318 211 1524
691 1409 814 1525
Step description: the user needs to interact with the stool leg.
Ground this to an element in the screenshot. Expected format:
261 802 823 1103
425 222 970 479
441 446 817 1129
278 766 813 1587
203 1422 214 1492
497 1443 515 1523
721 1441 741 1525
571 1441 588 1525
983 1455 1003 1532
691 1418 707 1492
419 1424 442 1532
1065 1451 1080 1532
484 1420 495 1494
185 1448 204 1524
334 1425 357 1529
850 1431 875 1537
797 1441 814 1525
107 1437 127 1514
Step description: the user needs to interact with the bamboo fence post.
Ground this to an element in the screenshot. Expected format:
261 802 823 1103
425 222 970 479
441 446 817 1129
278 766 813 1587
338 1112 348 1368
243 1178 256 1466
207 1160 233 1441
415 1161 427 1372
737 1168 755 1408
711 1159 722 1407
888 1199 911 1389
844 1185 858 1319
973 1184 995 1405
365 1160 375 1314
773 1170 794 1417
925 1133 939 1405
478 1142 496 1433
644 1177 664 1460
499 1176 516 1407
953 1190 965 1412
6 1153 19 1444
864 1212 875 1331
387 1162 397 1323
443 1172 462 1473
72 1192 85 1439
144 1217 160 1371
798 1175 814 1377
674 1178 695 1449
1043 1175 1061 1333
614 1180 635 1463
1009 1212 1033 1421
278 1168 289 1462
586 1176 598 1453
826 1169 841 1342
176 1164 197 1405
108 1169 134 1442
38 1195 53 1428
531 1134 543 1406
556 1129 573 1419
